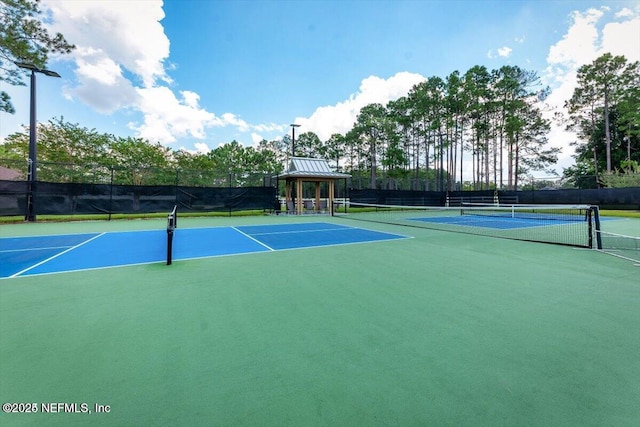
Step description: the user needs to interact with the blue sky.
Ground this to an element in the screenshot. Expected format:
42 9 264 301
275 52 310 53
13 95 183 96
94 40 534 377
1 0 639 178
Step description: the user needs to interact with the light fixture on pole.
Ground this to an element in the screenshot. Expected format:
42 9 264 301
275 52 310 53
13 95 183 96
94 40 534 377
290 123 300 157
15 62 61 222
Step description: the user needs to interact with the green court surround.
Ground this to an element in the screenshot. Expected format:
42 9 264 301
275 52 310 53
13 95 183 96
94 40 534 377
1 215 638 426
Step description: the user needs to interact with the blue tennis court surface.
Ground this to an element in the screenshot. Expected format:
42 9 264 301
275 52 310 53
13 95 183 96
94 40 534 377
0 222 408 278
408 214 582 229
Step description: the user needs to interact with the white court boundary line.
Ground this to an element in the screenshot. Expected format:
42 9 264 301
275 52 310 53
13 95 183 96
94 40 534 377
1 245 76 254
10 233 106 278
231 226 275 251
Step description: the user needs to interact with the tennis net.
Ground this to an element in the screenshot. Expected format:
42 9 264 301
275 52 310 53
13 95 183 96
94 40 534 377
342 202 600 248
597 231 640 263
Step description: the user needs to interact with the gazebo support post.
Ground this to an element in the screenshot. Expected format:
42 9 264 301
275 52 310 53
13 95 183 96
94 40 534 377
296 178 303 215
285 181 291 213
329 180 335 215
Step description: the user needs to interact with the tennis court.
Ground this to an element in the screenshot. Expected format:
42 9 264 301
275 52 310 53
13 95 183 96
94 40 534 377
0 213 638 426
408 213 582 229
0 222 408 278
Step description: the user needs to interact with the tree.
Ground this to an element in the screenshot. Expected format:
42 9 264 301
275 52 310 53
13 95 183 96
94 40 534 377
354 103 394 189
325 133 345 170
0 0 75 113
381 138 408 186
464 65 492 189
408 77 448 190
562 163 599 189
568 53 638 172
444 70 469 191
256 138 287 174
173 149 219 187
511 103 558 189
616 63 640 172
342 128 365 186
493 65 540 188
0 118 113 182
387 96 418 188
108 136 174 185
208 140 246 186
564 54 640 185
294 131 324 158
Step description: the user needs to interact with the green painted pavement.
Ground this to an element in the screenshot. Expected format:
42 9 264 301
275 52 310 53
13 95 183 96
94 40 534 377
1 216 638 426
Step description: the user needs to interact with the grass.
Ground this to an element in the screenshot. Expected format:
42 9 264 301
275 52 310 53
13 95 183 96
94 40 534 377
0 209 271 224
599 209 640 218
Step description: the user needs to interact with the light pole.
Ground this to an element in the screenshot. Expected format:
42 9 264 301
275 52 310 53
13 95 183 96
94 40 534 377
15 62 61 222
290 123 300 157
289 123 301 209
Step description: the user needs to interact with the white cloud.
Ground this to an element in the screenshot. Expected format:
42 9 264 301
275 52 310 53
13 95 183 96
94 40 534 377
74 49 122 86
220 113 250 132
298 72 426 141
497 46 512 57
601 16 640 60
67 47 139 113
181 91 201 109
131 87 219 143
546 8 603 67
487 46 513 59
252 123 286 133
43 0 170 87
194 142 211 154
615 8 634 18
176 142 211 155
251 133 264 144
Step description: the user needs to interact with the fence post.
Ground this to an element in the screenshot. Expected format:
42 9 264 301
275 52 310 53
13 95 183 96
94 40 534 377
108 167 114 221
174 168 179 207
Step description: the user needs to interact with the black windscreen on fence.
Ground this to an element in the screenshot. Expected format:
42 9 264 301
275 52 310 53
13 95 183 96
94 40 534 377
0 180 28 216
349 189 445 206
2 181 637 217
0 180 276 216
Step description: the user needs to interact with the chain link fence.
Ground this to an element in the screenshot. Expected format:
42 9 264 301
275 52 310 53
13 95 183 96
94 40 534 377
0 159 276 188
0 159 278 217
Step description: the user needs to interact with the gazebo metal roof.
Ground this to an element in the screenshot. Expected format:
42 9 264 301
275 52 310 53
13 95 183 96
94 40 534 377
276 157 351 179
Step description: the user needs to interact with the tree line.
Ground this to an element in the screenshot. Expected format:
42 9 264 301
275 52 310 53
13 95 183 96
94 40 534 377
1 1 638 190
562 53 640 188
0 118 285 187
298 64 558 191
2 53 638 190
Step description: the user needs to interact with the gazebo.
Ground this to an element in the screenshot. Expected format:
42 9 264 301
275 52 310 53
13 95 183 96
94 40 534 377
276 157 350 215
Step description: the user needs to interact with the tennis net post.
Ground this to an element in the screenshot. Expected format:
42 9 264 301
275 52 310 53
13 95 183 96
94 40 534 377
590 205 602 250
167 205 177 265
